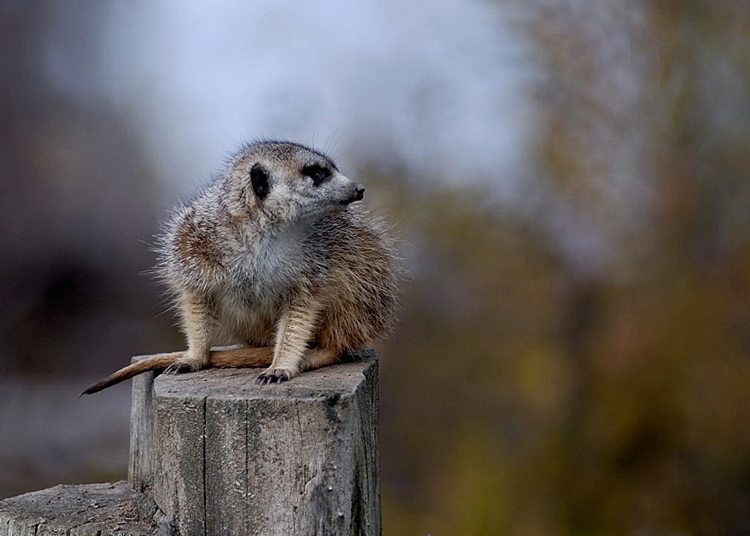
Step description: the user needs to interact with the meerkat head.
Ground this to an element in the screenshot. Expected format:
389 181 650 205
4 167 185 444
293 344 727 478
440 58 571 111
226 141 365 223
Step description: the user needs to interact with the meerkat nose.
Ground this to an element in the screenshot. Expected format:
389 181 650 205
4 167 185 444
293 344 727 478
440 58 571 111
354 184 365 201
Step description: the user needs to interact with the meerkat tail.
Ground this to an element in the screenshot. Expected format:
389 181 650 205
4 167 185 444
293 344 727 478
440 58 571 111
81 346 275 396
207 346 274 368
81 351 183 396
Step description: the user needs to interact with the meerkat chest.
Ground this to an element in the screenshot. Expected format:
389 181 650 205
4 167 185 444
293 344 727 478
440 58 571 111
227 222 313 300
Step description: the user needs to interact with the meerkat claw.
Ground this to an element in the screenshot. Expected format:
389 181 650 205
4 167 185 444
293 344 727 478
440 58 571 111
256 369 291 385
164 362 190 375
277 371 291 382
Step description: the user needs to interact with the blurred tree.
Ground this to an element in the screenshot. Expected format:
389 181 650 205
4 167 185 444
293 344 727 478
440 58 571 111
374 1 750 535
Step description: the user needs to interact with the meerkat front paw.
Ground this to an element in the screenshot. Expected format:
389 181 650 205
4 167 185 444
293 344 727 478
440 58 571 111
163 361 192 375
256 367 297 385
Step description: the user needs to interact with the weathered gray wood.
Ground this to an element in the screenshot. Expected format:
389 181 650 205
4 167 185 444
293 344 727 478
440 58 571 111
205 395 251 534
129 355 156 492
153 393 207 536
145 355 380 536
0 482 159 536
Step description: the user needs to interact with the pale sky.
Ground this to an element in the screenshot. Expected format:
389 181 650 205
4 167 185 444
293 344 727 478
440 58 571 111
43 0 537 201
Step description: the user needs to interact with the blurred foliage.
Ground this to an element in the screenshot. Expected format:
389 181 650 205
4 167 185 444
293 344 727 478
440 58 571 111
372 2 750 535
1 1 749 535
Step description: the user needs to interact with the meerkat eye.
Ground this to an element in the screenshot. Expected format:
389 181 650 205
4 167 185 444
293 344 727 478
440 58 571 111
301 164 331 186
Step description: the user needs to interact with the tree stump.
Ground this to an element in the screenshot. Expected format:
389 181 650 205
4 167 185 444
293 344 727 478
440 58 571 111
0 353 381 536
131 353 381 536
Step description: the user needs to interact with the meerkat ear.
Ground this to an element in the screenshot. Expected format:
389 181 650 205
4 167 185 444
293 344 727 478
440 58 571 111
250 163 270 200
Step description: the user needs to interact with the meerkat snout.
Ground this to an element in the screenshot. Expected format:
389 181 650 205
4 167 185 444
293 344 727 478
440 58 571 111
354 184 365 201
341 183 365 205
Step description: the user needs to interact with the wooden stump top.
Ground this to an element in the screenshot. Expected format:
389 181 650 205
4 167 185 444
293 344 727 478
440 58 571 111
152 355 377 401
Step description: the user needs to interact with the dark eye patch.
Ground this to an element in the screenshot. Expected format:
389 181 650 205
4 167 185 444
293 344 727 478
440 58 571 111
301 164 331 186
250 163 269 200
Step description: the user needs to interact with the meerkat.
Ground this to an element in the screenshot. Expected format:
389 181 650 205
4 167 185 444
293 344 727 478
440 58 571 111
82 140 403 394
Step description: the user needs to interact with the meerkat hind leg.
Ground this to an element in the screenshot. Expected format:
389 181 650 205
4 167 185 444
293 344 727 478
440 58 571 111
165 291 215 375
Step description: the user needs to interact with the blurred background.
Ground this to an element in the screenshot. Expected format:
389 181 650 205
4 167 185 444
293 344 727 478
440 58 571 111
1 1 749 534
